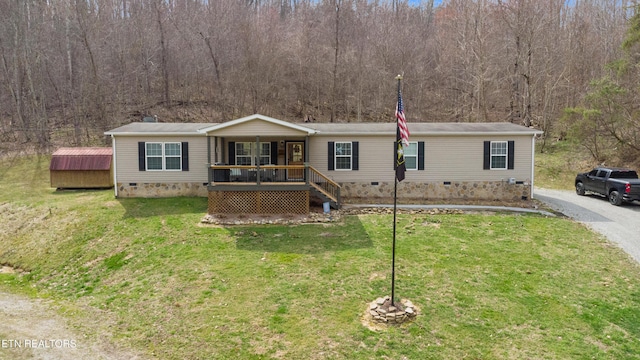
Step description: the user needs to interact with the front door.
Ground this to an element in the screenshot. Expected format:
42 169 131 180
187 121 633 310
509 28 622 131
286 142 304 180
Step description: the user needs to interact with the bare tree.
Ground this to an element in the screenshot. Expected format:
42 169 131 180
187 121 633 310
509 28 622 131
0 0 635 149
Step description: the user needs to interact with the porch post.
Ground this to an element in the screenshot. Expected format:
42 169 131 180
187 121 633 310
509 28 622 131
256 136 261 185
304 135 310 184
221 137 225 164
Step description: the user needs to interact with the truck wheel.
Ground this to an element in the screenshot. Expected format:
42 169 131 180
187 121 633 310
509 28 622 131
576 182 585 196
609 190 622 206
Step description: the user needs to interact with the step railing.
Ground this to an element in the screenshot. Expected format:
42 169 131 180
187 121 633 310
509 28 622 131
308 166 341 204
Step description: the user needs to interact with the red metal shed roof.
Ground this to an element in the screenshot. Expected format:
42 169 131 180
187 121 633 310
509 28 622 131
50 147 113 171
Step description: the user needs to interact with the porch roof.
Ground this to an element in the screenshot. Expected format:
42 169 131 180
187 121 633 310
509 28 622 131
197 114 317 136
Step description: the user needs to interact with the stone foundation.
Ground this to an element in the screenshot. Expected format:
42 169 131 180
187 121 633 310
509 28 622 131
116 182 208 198
115 180 530 203
341 181 531 202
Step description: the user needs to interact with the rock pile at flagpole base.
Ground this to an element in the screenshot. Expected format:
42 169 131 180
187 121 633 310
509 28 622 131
365 296 418 326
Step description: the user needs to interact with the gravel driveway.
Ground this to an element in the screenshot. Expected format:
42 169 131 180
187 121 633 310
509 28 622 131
0 284 142 360
534 187 640 263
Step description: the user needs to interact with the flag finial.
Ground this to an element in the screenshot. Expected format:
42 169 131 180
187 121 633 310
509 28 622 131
395 74 403 80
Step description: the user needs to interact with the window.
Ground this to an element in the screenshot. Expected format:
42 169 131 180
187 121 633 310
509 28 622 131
490 141 508 170
234 142 271 165
139 142 188 172
145 143 163 170
404 142 418 170
235 142 253 165
164 143 182 170
145 142 182 171
259 143 271 165
335 142 352 170
328 141 358 171
483 140 514 170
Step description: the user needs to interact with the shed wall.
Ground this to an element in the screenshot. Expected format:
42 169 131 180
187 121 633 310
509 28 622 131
51 170 114 188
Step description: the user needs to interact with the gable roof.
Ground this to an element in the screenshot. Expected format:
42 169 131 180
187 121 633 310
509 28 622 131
104 115 542 138
50 147 113 171
197 114 317 135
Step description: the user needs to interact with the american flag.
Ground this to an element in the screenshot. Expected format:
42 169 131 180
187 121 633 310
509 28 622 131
396 91 410 147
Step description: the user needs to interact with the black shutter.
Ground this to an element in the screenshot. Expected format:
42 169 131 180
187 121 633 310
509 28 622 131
352 141 359 170
483 141 491 170
138 142 146 171
418 141 425 170
508 140 515 170
228 142 236 165
328 142 335 171
181 142 189 171
271 142 278 165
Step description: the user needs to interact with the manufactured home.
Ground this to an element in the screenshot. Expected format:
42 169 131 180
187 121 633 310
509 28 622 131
105 114 542 214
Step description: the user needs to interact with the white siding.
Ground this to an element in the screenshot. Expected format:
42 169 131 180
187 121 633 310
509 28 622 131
114 136 209 183
309 134 534 183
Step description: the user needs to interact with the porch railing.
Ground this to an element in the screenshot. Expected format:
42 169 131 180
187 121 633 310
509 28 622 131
208 164 341 204
209 164 305 184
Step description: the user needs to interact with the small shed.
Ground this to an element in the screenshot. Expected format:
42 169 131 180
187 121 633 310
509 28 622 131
50 147 114 189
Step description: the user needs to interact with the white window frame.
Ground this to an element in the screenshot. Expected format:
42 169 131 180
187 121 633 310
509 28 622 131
334 142 352 171
235 142 253 166
490 141 508 170
235 142 271 166
258 142 271 165
146 142 182 171
403 142 418 171
164 143 182 170
145 142 163 171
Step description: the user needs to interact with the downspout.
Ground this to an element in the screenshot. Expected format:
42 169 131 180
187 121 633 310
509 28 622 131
111 135 118 198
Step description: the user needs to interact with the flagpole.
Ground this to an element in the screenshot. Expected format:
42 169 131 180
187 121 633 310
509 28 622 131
391 74 402 306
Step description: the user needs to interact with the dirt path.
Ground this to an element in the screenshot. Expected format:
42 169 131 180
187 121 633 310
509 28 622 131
0 290 144 360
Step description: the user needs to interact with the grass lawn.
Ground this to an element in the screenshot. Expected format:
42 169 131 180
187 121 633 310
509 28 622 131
1 154 640 359
534 139 595 190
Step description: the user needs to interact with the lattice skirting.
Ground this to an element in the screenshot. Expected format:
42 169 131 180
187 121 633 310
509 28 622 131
208 190 310 214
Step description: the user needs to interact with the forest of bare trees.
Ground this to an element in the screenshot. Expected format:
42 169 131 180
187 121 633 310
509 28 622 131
0 0 637 155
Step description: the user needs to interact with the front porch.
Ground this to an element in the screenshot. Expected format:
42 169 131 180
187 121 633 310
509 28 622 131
199 114 340 215
206 164 340 214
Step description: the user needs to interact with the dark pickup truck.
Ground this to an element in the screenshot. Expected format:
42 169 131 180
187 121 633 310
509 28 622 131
575 167 640 205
